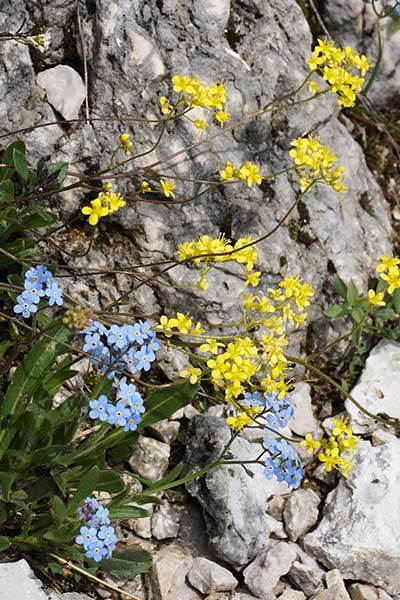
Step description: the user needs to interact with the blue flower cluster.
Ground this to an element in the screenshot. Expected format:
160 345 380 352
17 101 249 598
83 319 159 431
13 265 63 319
76 497 117 562
243 391 303 489
82 319 159 379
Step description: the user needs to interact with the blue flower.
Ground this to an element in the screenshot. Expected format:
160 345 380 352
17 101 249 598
117 379 139 403
107 324 127 349
123 412 141 431
45 282 63 306
13 294 38 318
243 391 263 407
76 526 98 549
83 332 103 353
106 401 129 427
134 347 155 371
89 396 109 421
98 525 117 546
146 336 160 352
122 348 139 373
85 539 108 562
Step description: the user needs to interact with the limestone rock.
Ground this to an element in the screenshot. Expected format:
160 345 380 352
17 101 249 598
148 420 180 444
243 543 297 598
58 595 92 600
279 592 306 600
311 569 351 600
289 383 321 437
345 340 400 433
185 416 288 568
304 440 400 595
129 436 170 483
288 544 325 597
187 557 238 594
0 559 58 600
149 544 201 600
231 591 261 600
37 65 85 120
151 501 183 540
283 489 320 541
348 583 393 600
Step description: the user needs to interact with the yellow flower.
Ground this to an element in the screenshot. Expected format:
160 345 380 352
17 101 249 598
300 433 321 455
81 197 109 226
119 132 133 156
180 364 202 384
215 109 230 126
376 255 400 273
245 271 261 287
140 181 151 193
190 322 204 336
226 412 253 430
367 289 385 307
194 118 208 130
196 276 209 291
238 162 263 187
309 81 321 94
380 267 400 294
220 161 238 181
160 179 176 198
199 338 224 354
159 96 170 115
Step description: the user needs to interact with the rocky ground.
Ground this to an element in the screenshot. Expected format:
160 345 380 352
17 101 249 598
1 0 400 599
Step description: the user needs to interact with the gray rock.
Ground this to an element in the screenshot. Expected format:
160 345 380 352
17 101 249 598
37 65 86 120
345 340 400 433
283 489 320 541
304 440 400 595
311 569 351 600
231 591 261 600
185 416 288 568
289 383 321 437
148 420 180 444
150 544 202 600
348 583 393 600
243 543 297 598
279 592 306 600
187 557 238 594
288 544 325 597
129 436 170 483
266 513 288 540
151 500 183 540
58 595 92 600
0 559 58 600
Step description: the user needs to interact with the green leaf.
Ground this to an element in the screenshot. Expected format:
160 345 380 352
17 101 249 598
66 465 100 516
324 304 347 318
108 505 150 519
102 546 151 579
0 180 14 202
96 470 125 494
334 276 347 299
13 148 29 181
0 537 10 551
48 162 69 185
0 472 16 501
351 307 365 324
0 326 73 462
393 289 400 314
140 383 198 429
346 280 359 307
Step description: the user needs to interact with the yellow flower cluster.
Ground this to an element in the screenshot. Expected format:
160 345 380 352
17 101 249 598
301 418 359 477
377 255 400 295
119 132 133 156
226 407 260 430
162 75 229 128
220 161 263 188
176 234 259 290
139 179 176 199
81 184 126 226
156 312 203 338
309 39 371 107
289 134 346 193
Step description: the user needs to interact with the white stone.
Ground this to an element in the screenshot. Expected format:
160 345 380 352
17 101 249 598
150 544 201 600
37 65 85 120
187 557 238 594
279 591 306 600
243 543 297 598
148 420 180 444
129 436 170 483
0 559 58 600
345 340 400 433
283 489 320 541
348 582 393 600
311 569 351 600
288 544 325 597
151 500 182 540
289 382 321 437
304 440 400 595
